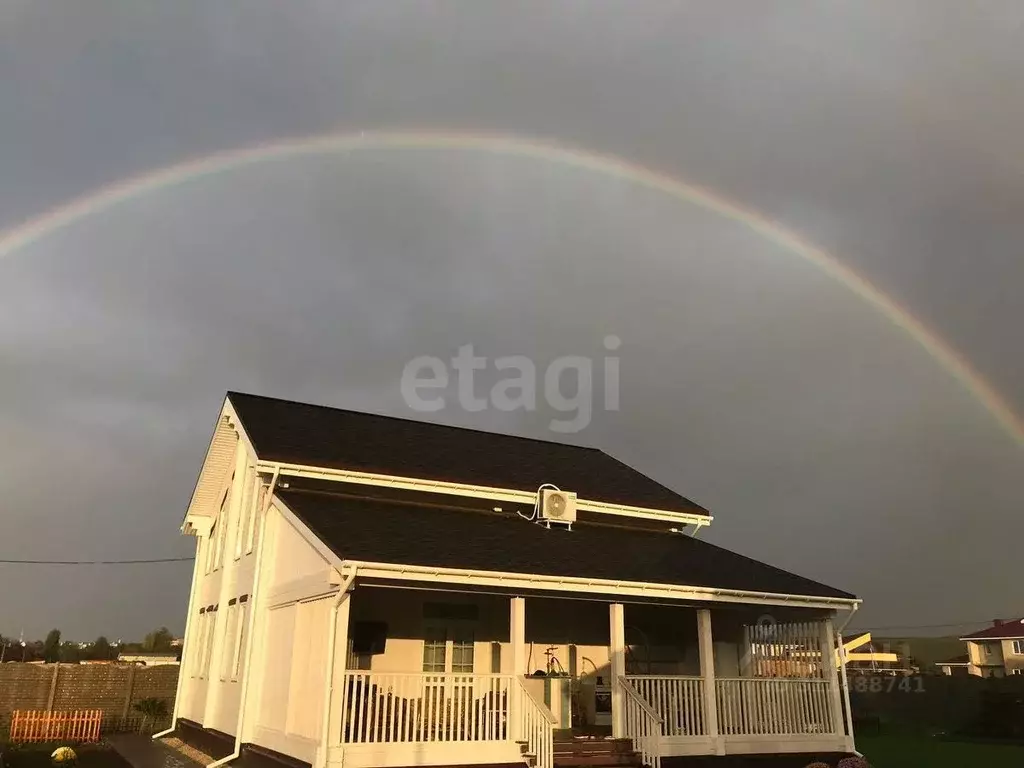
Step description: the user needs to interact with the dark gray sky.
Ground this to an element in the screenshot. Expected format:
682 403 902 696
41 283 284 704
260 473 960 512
1 1 1022 642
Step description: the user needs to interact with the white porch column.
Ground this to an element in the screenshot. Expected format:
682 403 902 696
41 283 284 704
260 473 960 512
821 619 847 742
609 603 626 738
510 597 527 675
326 589 353 748
697 609 723 754
510 597 527 743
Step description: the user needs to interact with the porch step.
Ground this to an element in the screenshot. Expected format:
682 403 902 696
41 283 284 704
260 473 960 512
553 756 642 768
554 739 636 755
553 739 642 768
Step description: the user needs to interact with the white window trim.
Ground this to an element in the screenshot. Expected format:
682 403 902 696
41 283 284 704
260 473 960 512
200 607 217 679
231 598 249 681
247 481 265 555
422 614 477 674
234 468 256 561
1012 639 1024 655
220 602 239 681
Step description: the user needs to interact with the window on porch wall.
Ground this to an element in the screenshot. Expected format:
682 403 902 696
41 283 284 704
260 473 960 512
421 627 475 673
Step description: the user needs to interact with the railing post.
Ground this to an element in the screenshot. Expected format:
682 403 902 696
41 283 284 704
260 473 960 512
697 610 723 754
609 603 626 738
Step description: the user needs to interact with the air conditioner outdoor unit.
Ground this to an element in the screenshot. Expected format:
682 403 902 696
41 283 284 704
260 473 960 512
538 489 577 527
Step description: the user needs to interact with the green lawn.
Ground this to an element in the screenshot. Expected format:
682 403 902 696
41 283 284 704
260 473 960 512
858 735 1024 768
0 743 132 767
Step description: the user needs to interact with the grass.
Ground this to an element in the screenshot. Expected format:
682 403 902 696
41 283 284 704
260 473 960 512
858 734 1024 767
0 742 132 767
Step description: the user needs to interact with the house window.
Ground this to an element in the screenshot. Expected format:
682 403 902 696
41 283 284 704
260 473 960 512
221 600 241 681
1012 640 1024 655
234 469 253 560
200 607 217 679
1011 668 1022 675
214 479 232 571
191 610 206 679
422 627 447 673
421 602 477 675
248 482 266 554
451 634 475 674
204 531 217 575
231 597 249 680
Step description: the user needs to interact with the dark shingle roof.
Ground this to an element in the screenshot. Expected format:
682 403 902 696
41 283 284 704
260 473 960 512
228 392 707 516
936 654 970 666
276 489 856 600
961 619 1024 640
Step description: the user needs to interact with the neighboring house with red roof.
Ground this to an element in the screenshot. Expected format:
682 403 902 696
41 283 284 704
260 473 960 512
955 619 1024 677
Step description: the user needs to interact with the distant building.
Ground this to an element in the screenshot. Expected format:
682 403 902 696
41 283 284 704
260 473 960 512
954 618 1024 677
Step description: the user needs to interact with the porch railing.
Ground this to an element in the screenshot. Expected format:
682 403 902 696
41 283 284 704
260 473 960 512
716 677 833 736
625 675 705 737
340 672 513 744
619 678 663 768
514 677 556 768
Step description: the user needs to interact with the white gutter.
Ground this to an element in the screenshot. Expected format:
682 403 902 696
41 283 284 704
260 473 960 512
206 466 279 768
152 535 204 740
340 560 861 611
255 460 714 529
317 568 358 768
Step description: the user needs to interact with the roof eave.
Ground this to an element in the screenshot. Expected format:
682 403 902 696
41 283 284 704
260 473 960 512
257 460 713 529
338 558 860 610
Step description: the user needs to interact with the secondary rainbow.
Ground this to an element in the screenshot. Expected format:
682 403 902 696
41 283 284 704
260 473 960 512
1 129 1020 447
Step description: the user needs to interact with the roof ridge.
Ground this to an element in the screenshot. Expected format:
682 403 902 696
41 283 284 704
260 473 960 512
226 390 603 452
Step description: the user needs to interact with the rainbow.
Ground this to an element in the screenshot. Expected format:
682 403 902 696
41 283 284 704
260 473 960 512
1 129 1021 446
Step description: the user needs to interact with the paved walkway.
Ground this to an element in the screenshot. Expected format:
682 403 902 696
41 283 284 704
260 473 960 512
108 735 206 768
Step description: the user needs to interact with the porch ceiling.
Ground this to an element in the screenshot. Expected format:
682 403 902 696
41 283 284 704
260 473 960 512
276 489 856 602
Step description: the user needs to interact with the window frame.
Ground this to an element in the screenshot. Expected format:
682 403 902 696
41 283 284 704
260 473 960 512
220 601 240 682
421 617 476 674
231 596 249 681
234 469 257 561
200 606 218 679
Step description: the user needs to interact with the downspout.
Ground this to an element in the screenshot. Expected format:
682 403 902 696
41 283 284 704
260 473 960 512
835 603 861 757
153 533 204 740
318 567 358 768
206 466 279 768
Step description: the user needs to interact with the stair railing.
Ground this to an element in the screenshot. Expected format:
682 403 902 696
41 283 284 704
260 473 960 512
618 677 663 768
515 677 556 768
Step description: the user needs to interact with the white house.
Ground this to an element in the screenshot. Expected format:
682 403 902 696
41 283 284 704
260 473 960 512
161 392 861 768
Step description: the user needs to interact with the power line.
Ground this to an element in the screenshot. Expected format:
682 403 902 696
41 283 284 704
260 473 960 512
0 557 195 565
849 618 1020 632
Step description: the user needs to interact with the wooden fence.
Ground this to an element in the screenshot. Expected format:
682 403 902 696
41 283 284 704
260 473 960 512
10 709 103 743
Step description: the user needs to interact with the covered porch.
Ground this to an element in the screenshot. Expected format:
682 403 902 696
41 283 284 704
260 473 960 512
323 582 855 768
